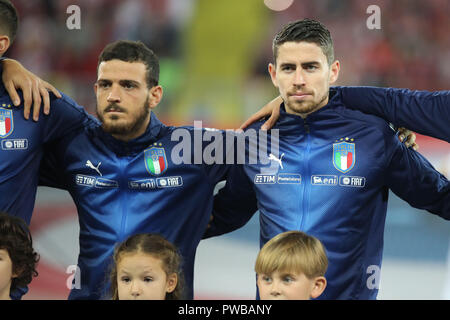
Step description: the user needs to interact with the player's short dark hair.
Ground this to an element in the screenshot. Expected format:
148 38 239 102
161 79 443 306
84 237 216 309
0 0 19 44
273 18 334 66
0 212 39 294
98 40 159 88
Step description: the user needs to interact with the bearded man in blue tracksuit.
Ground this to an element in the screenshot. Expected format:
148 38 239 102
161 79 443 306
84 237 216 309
205 19 450 300
39 40 232 300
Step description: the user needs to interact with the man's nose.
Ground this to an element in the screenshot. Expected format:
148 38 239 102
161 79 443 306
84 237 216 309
107 84 121 103
293 69 306 87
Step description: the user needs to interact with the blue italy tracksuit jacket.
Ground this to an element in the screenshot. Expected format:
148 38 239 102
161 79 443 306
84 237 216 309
205 87 450 300
0 62 92 224
0 61 93 299
40 112 229 299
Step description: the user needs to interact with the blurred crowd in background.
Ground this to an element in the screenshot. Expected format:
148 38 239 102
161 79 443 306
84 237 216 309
6 0 450 128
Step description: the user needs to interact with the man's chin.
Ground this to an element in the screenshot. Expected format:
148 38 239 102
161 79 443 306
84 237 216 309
285 102 317 115
101 121 129 135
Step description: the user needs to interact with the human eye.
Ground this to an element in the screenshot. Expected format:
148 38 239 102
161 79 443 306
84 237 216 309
261 275 272 283
283 275 295 283
120 276 131 283
122 81 137 89
97 81 111 89
304 64 318 72
281 64 295 72
143 276 153 283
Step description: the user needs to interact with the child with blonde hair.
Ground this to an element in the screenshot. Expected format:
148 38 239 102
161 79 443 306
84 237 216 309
109 233 184 300
255 230 328 300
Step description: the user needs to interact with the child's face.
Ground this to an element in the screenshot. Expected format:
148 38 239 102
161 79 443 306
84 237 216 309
257 270 325 300
0 249 15 300
116 252 177 300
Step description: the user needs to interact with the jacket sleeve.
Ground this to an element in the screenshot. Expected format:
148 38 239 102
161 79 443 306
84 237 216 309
38 141 68 190
42 92 98 144
203 163 258 239
385 133 450 217
338 86 450 142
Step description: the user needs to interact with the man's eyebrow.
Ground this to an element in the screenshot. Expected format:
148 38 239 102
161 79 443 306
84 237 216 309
96 79 141 86
96 79 111 84
119 79 141 86
279 62 296 68
301 61 320 66
279 61 321 67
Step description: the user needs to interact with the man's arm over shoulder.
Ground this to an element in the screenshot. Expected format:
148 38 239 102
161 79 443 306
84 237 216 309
338 86 450 142
43 92 98 144
203 164 258 239
385 133 450 217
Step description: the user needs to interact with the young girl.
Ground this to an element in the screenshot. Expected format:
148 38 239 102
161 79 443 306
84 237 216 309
109 233 184 300
255 230 328 300
0 212 39 300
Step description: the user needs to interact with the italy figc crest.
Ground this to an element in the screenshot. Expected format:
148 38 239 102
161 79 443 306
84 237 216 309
0 107 13 138
333 139 355 173
145 147 168 176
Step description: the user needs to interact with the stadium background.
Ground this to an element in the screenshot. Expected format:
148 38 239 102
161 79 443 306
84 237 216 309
7 0 450 299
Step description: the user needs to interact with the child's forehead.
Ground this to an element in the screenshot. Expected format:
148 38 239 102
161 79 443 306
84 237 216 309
261 269 305 277
119 251 159 261
117 252 165 272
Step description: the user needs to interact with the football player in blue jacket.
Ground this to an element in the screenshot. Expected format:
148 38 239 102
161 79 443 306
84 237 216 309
38 40 232 299
205 19 450 300
0 0 96 299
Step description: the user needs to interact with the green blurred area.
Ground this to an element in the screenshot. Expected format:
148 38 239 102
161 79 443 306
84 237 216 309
168 0 270 128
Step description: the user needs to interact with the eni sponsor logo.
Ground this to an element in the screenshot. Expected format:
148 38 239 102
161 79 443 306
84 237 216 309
129 179 157 190
311 175 338 186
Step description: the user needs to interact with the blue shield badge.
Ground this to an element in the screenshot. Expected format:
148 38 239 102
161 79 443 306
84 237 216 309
333 142 355 173
144 147 168 176
0 108 13 138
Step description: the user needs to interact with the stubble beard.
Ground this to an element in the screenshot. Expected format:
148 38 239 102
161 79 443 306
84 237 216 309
285 90 329 117
97 96 150 137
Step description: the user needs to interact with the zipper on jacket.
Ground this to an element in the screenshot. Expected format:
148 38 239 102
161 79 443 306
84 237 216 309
118 156 129 242
304 118 310 134
300 119 311 230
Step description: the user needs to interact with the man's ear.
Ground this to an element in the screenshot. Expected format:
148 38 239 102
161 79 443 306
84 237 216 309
329 60 340 84
310 276 327 299
165 273 178 293
268 63 279 88
148 85 163 110
0 35 11 56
